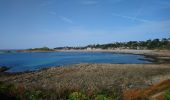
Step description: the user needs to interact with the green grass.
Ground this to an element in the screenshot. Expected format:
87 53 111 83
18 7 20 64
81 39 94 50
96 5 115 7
68 92 88 100
165 89 170 100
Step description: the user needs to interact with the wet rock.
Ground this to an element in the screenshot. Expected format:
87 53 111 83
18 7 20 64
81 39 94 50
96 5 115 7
0 66 10 72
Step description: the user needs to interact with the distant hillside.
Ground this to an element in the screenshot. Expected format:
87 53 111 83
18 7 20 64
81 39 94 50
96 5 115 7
86 38 170 50
18 38 170 52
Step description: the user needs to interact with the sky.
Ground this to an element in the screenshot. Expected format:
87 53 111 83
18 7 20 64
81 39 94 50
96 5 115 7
0 0 170 49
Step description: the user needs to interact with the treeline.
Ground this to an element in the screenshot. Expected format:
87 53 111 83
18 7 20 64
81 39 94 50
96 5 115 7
86 38 170 50
28 47 54 51
54 47 86 50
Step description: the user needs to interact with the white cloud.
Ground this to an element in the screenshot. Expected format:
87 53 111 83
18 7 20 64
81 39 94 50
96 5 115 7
48 12 73 24
59 16 73 24
112 13 151 23
81 0 98 5
40 1 53 7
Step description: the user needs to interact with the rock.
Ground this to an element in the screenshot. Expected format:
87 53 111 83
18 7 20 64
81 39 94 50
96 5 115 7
0 66 10 72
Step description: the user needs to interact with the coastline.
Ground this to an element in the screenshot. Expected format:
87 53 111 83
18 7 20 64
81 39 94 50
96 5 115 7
59 49 170 63
1 49 170 73
1 50 170 99
17 48 170 56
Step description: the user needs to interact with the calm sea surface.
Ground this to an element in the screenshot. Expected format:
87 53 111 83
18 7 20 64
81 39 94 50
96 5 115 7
0 52 151 72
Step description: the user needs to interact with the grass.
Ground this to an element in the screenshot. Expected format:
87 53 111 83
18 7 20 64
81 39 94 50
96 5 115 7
1 64 170 99
0 82 121 100
0 82 55 100
123 79 170 100
1 80 170 100
165 89 170 100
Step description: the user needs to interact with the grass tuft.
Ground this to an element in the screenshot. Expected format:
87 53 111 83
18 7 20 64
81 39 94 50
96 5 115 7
165 89 170 100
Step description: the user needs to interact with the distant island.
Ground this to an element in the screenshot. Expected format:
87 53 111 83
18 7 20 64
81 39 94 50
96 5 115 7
17 47 55 52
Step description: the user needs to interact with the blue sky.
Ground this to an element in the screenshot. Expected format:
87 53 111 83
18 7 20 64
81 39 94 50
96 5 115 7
0 0 170 49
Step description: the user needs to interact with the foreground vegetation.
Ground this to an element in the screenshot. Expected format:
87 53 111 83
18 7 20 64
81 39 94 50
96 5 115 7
165 89 170 100
123 79 170 100
1 64 170 100
0 82 120 100
1 81 170 100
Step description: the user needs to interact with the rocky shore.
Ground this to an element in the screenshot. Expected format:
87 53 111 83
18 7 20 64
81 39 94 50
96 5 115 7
1 64 170 88
1 64 170 99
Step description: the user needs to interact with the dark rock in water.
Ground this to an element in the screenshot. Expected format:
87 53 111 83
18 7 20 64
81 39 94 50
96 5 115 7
0 66 10 72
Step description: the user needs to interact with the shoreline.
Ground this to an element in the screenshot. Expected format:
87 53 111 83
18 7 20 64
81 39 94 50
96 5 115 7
0 63 170 85
17 49 170 64
55 49 170 64
1 50 170 78
0 49 170 74
17 49 170 56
